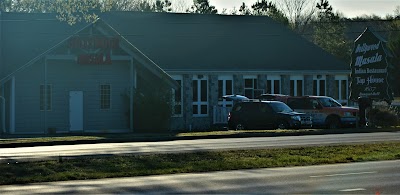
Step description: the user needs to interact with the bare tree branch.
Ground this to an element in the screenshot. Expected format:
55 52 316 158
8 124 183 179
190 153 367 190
276 0 317 33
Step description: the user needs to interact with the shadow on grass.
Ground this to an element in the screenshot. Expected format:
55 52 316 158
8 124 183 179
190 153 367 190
0 126 399 148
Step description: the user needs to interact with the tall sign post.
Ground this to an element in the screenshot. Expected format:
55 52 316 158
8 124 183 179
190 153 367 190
350 28 394 127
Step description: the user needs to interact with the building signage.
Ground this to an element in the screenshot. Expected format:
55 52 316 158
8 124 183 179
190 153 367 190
350 28 393 101
68 36 119 65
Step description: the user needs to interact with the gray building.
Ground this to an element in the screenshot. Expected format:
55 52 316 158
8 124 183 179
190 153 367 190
0 11 351 134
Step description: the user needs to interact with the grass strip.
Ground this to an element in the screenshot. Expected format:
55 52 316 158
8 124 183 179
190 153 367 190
1 127 399 146
1 142 400 185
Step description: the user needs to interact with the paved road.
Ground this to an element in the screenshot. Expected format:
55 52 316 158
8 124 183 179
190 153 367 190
1 131 400 162
1 160 399 194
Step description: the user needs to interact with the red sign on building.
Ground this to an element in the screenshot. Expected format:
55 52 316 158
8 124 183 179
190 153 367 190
68 36 119 65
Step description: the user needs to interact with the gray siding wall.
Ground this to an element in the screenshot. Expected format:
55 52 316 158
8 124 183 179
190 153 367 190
14 58 131 133
14 60 45 133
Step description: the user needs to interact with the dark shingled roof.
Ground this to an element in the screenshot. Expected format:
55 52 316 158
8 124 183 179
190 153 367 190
1 11 349 75
100 11 349 72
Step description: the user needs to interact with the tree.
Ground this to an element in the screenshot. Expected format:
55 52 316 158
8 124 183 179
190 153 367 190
154 0 172 12
239 2 251 15
170 0 190 13
313 0 351 62
187 0 217 14
112 0 172 12
387 17 400 96
251 0 289 26
0 0 173 25
0 0 112 24
276 0 317 33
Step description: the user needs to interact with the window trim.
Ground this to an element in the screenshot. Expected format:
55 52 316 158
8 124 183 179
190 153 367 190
218 75 234 108
244 75 258 99
171 75 183 117
100 84 111 110
192 75 208 117
290 75 304 97
313 75 326 96
267 75 281 94
335 75 349 104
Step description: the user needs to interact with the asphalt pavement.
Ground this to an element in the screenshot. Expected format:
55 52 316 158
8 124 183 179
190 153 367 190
1 131 400 162
1 160 399 194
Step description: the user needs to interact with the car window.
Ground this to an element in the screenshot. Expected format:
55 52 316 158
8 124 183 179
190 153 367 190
318 97 342 107
269 102 293 113
287 98 314 109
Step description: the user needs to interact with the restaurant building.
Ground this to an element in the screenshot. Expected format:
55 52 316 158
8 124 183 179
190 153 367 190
0 11 351 133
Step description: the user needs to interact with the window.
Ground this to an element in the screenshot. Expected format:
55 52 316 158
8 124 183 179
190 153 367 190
244 77 258 99
40 84 52 111
266 76 281 94
290 76 303 96
313 80 326 96
193 75 208 116
172 76 183 116
313 75 327 96
288 98 316 109
100 84 111 109
218 76 233 108
335 76 349 104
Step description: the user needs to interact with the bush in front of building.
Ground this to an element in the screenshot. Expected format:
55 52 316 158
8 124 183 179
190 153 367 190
368 105 399 128
132 86 172 133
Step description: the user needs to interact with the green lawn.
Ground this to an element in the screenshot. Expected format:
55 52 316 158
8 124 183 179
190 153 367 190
1 127 399 146
1 142 400 185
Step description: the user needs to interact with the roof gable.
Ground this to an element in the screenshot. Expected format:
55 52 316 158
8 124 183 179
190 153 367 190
0 13 178 88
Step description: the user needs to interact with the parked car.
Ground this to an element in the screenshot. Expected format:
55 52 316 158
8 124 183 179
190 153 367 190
227 100 310 130
258 94 359 129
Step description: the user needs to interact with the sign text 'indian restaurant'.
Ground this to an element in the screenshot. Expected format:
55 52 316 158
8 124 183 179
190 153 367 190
350 28 393 101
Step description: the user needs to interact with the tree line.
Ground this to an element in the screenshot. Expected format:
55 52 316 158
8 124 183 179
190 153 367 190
1 0 400 96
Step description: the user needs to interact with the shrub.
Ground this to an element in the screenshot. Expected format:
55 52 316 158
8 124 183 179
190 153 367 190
132 86 172 133
368 105 399 127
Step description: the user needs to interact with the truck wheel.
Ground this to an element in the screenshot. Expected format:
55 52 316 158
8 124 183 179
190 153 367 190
326 117 341 129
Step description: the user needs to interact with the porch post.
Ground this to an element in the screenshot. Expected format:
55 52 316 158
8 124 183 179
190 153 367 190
130 59 137 131
0 84 5 134
10 76 15 134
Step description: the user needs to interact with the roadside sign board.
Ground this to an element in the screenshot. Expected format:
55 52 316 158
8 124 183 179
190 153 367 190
350 28 393 101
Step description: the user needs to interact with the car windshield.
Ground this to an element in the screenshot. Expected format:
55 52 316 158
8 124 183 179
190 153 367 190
269 102 293 113
318 97 342 107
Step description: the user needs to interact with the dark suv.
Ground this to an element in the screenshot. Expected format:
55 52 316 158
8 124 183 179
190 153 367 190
228 100 306 130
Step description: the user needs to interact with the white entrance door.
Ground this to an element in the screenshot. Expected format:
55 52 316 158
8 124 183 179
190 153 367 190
69 91 83 131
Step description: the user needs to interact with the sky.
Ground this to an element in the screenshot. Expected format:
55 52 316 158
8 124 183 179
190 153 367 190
207 0 400 18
